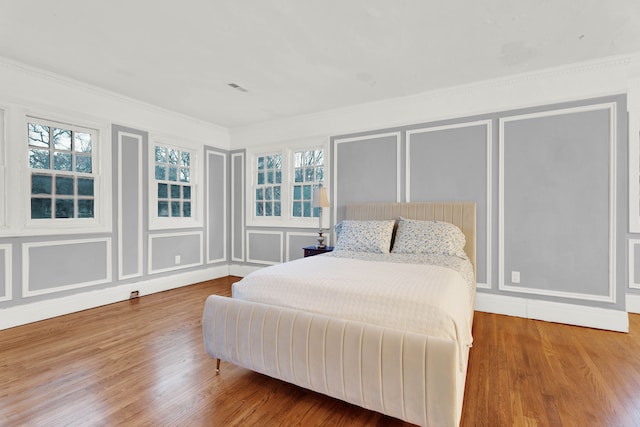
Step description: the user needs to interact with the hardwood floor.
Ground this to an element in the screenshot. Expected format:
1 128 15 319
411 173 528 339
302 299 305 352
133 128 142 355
1 278 640 426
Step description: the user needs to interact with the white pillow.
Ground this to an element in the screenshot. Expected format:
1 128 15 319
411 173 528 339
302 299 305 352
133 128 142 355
334 220 395 253
391 218 467 257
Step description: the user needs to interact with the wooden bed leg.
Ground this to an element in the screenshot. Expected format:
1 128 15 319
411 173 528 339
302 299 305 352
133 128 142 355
216 358 221 374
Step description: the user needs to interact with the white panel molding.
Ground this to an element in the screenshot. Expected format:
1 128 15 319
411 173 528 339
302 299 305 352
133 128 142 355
148 231 203 275
628 239 640 290
285 231 329 262
246 230 284 265
332 132 402 225
628 78 640 232
0 244 12 302
206 150 228 264
626 293 640 314
406 119 492 290
118 131 144 280
22 238 112 297
498 102 617 303
0 264 230 331
231 152 245 262
475 292 629 333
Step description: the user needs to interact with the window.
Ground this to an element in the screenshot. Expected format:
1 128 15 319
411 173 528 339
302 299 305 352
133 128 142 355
254 153 282 217
27 119 96 220
154 145 192 218
249 144 327 227
292 149 324 218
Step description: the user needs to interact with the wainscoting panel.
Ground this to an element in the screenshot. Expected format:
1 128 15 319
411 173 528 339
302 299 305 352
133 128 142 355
206 150 227 264
0 244 11 302
247 230 283 265
148 231 203 274
22 238 112 297
629 239 640 290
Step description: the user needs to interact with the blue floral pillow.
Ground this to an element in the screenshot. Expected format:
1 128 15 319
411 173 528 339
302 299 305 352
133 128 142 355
334 220 395 253
391 218 467 257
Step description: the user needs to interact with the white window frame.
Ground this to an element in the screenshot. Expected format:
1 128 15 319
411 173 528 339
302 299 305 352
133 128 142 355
3 106 111 236
246 139 329 228
149 137 203 230
26 117 98 220
291 147 326 220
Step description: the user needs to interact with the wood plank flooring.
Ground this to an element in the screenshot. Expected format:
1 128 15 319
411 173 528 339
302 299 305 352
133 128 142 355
1 277 640 426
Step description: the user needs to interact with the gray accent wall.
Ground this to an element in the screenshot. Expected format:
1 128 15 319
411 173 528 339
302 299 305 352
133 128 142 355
330 95 626 311
0 123 229 313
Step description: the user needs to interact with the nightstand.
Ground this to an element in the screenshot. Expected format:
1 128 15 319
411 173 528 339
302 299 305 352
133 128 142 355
303 245 334 257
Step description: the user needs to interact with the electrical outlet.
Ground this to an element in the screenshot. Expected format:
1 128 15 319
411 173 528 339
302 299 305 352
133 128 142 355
175 255 181 264
511 271 521 284
130 290 139 299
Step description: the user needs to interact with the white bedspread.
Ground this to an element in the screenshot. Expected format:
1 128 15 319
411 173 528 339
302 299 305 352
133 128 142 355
232 253 474 356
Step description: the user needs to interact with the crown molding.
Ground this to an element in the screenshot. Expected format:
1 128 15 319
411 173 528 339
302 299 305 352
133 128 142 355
0 55 230 134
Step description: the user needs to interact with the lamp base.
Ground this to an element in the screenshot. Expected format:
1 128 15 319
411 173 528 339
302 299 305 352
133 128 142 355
317 229 326 249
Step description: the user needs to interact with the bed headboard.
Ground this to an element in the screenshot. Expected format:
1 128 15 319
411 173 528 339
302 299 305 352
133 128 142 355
345 202 476 278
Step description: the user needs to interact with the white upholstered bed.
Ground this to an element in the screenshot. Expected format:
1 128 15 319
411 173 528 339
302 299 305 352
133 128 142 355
202 202 476 426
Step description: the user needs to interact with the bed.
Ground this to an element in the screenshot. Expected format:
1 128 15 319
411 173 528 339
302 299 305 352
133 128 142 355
202 202 476 426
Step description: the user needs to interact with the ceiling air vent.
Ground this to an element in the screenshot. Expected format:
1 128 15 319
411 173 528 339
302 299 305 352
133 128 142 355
228 83 248 92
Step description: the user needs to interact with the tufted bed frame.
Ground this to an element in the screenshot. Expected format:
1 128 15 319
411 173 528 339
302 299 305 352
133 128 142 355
202 202 476 426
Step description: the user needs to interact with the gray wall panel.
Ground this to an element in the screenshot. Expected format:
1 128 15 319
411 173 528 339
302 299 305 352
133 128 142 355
248 232 282 263
335 135 398 221
208 151 226 262
408 124 488 284
121 135 141 277
503 108 611 296
634 243 640 284
150 233 202 272
28 241 109 291
0 248 6 297
232 153 245 261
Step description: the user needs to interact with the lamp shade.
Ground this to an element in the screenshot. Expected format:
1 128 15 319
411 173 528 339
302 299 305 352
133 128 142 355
312 187 330 208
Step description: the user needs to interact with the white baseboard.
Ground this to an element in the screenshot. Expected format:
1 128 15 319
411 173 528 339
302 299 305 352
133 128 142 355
627 293 640 314
0 265 230 331
476 292 629 332
229 264 262 277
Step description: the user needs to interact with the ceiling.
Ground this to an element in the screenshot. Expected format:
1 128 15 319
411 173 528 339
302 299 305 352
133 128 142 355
1 1 639 128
